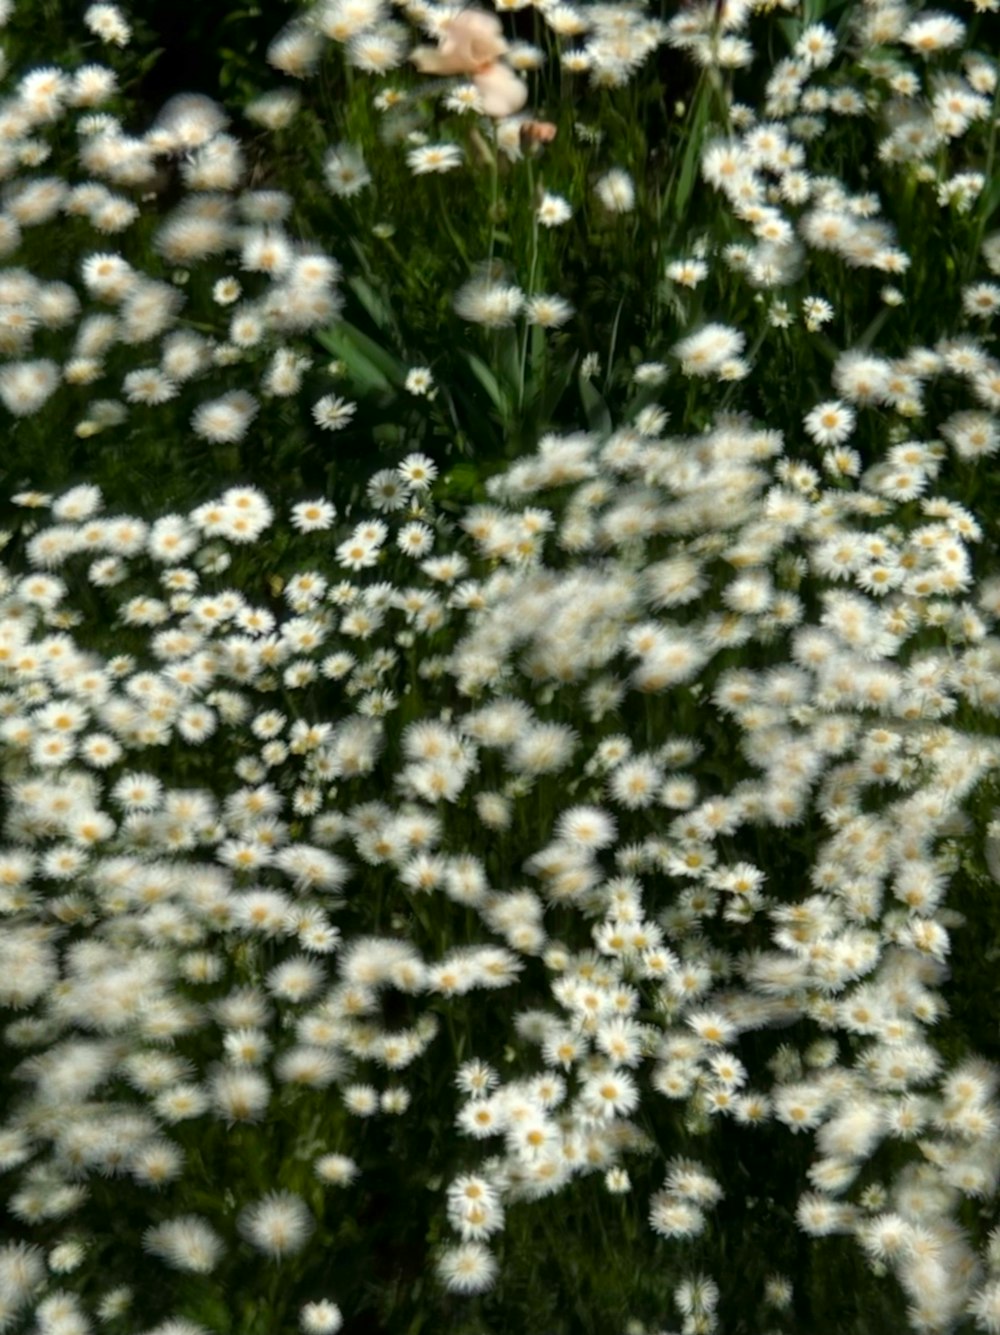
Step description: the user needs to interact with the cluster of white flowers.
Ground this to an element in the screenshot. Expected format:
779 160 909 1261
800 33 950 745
1 361 999 1324
267 0 669 93
0 67 350 446
2 0 1000 1331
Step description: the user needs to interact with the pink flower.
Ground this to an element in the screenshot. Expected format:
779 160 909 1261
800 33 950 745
412 10 528 118
472 62 528 118
412 10 507 75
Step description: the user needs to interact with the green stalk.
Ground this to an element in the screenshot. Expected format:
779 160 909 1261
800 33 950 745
435 177 470 265
519 164 540 413
963 79 1000 283
487 137 500 269
603 295 626 398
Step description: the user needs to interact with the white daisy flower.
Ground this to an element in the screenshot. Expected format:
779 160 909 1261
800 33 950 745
407 143 463 175
312 395 357 431
537 191 573 226
803 400 856 446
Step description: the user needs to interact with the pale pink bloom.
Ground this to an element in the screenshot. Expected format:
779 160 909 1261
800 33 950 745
473 62 527 117
412 10 509 75
412 10 528 117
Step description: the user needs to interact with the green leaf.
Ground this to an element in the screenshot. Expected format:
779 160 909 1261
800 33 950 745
316 320 403 394
537 350 579 424
579 373 612 436
439 463 483 500
976 170 1000 226
348 275 394 334
777 16 800 47
498 327 522 402
191 1295 233 1335
856 305 892 350
461 350 510 416
673 85 714 221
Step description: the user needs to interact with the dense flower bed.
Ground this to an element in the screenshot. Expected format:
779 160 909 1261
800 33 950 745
1 0 1000 1331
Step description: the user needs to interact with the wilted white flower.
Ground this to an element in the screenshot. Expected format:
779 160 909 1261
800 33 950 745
142 1216 224 1274
526 294 574 327
84 2 131 46
245 89 302 129
454 277 524 327
672 323 745 376
238 1192 313 1258
595 168 635 212
0 360 59 416
191 391 258 443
